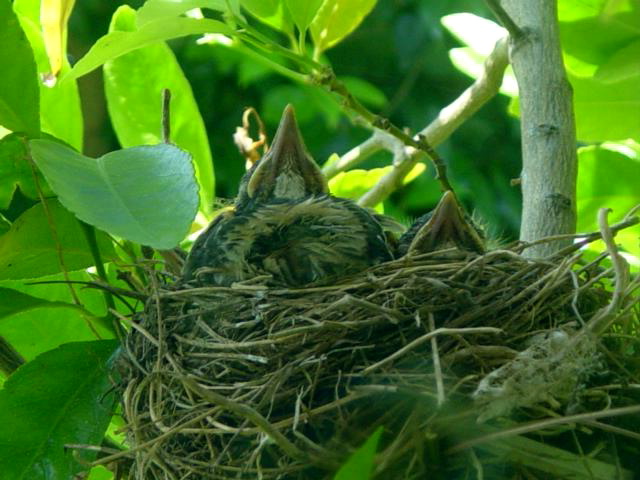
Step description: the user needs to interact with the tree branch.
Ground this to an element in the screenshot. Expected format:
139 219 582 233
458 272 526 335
356 37 510 207
501 0 578 258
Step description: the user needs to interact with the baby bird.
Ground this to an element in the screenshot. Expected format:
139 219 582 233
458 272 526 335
397 190 485 257
182 105 393 287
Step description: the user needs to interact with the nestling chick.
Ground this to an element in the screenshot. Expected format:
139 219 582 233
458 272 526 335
183 105 393 287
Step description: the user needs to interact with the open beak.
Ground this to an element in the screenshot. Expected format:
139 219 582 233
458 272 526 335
408 191 485 255
245 104 327 203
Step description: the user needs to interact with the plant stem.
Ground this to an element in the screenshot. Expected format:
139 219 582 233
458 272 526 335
79 221 121 337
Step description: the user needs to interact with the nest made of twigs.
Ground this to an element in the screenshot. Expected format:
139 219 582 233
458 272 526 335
113 234 640 480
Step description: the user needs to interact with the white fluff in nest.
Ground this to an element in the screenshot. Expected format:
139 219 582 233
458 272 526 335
472 330 602 422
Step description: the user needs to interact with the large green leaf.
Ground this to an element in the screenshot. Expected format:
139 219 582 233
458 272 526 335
105 5 214 214
285 0 323 32
0 199 116 280
0 271 114 361
559 8 640 69
137 0 241 24
571 73 640 142
30 139 199 249
0 287 90 319
310 0 377 53
577 144 640 259
440 13 516 96
241 0 294 34
66 15 232 80
14 3 83 150
334 426 383 480
0 1 39 136
0 340 118 480
0 133 52 209
329 164 425 202
594 39 640 83
0 214 9 236
577 145 640 229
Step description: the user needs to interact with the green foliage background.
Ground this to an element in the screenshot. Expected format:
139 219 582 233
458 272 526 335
0 0 638 478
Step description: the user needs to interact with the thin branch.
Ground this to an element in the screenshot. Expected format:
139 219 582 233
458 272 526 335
357 37 510 207
312 68 454 192
428 313 446 407
485 0 525 41
322 130 395 179
446 404 640 454
162 89 171 144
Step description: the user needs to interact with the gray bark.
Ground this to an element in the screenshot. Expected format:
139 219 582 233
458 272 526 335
501 0 577 258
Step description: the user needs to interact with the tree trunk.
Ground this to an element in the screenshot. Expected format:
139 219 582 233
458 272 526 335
501 0 577 259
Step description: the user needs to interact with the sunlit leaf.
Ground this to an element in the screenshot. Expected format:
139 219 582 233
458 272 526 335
40 0 75 76
334 426 383 480
441 13 505 56
0 1 39 136
594 39 640 83
105 5 215 213
137 0 241 25
559 6 640 69
571 73 640 142
0 200 116 280
66 16 232 80
241 0 294 34
0 271 114 361
87 465 114 480
0 340 118 479
441 13 516 96
285 0 323 32
0 287 90 319
15 6 83 149
310 0 377 53
30 140 199 249
577 144 640 258
329 164 425 205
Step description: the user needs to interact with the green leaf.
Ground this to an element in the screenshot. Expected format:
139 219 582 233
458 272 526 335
441 13 517 96
329 164 425 211
310 0 377 53
137 0 241 25
88 465 115 480
594 39 640 83
105 5 214 214
330 168 391 200
15 6 83 149
340 76 387 108
0 214 9 236
30 139 199 249
241 0 294 34
0 199 116 280
0 271 114 361
0 132 51 209
285 0 323 32
334 426 383 480
0 1 40 136
66 15 232 80
0 340 118 480
577 145 640 231
0 287 90 319
571 73 640 142
559 8 640 71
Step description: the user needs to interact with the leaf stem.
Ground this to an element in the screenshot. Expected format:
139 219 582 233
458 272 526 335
161 89 171 144
79 221 122 338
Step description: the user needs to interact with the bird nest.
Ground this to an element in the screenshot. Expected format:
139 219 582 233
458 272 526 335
113 230 639 479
